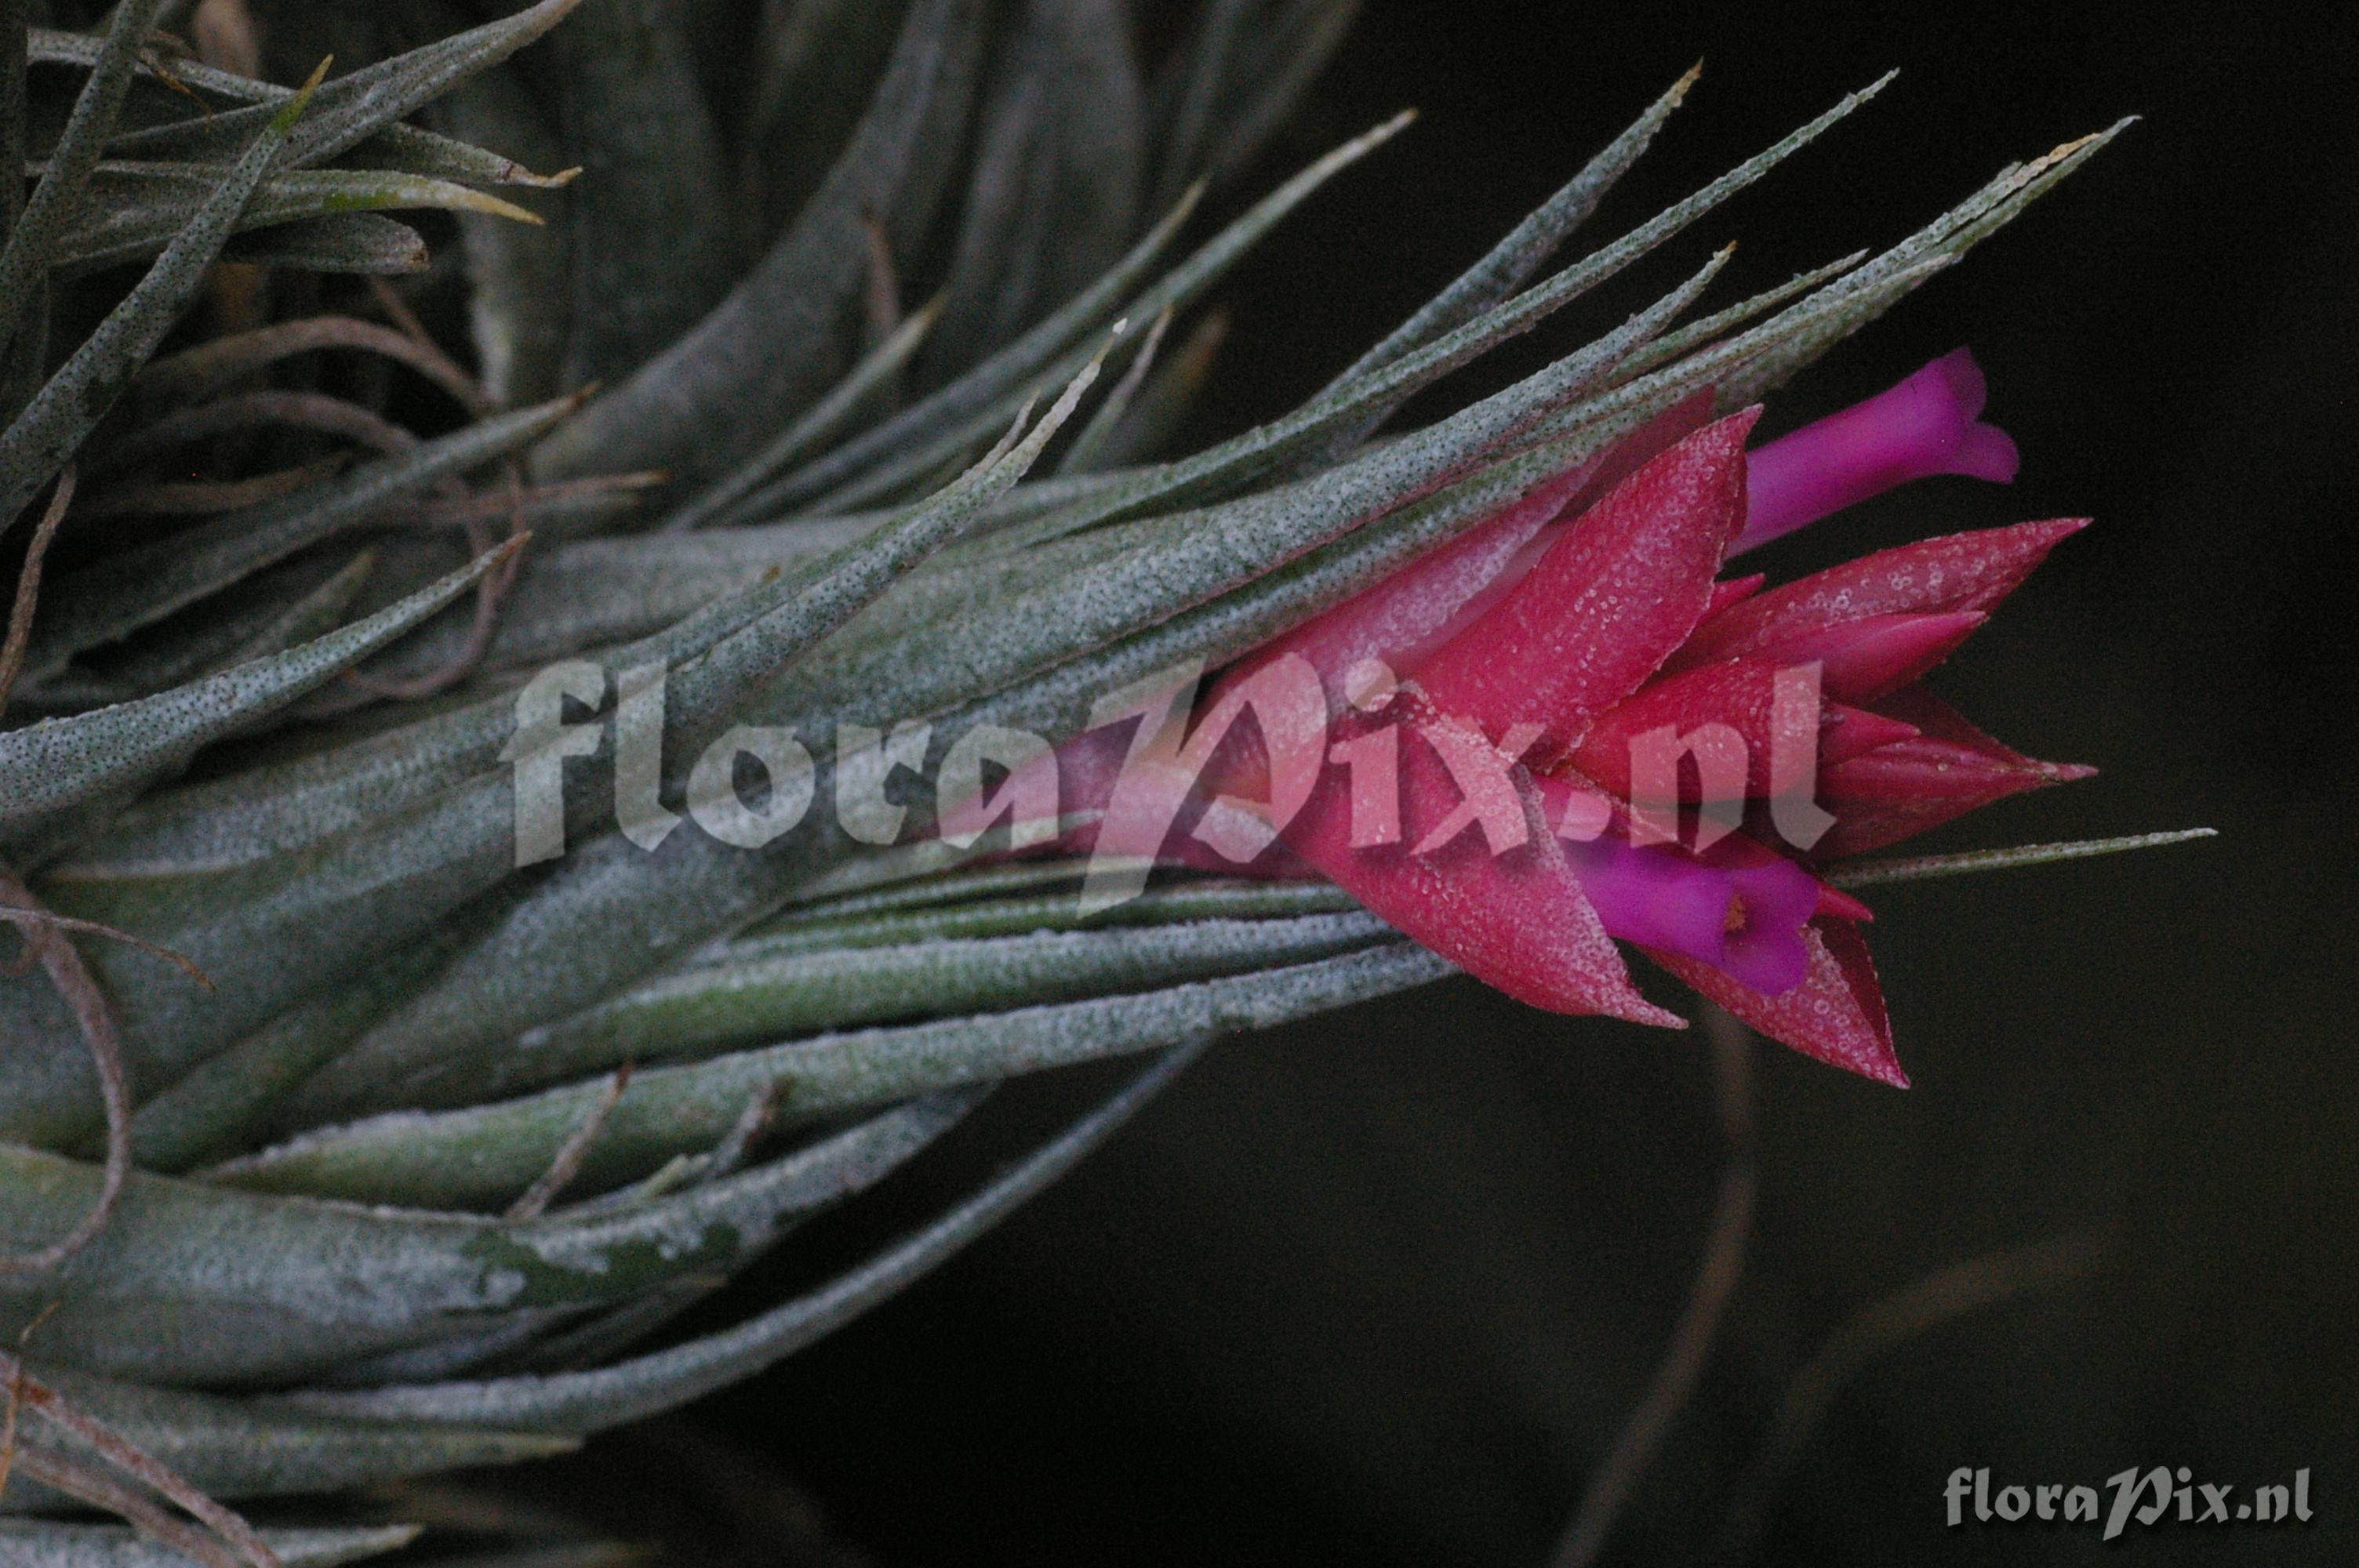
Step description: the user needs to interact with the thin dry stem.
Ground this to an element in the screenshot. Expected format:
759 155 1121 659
1710 1229 2110 1563
0 1303 60 1504
365 278 497 417
0 860 133 1276
0 468 75 717
860 212 902 349
0 1339 23 1504
0 1348 283 1568
0 906 214 989
1058 304 1172 474
401 471 667 530
13 1447 245 1568
702 1082 779 1184
139 310 491 416
82 456 349 519
95 390 418 476
343 495 532 700
506 1063 634 1221
1551 1005 1757 1568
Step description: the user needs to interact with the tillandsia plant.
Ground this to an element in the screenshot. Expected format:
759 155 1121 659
0 1 2208 1563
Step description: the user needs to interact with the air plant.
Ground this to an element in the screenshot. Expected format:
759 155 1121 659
0 2 2199 1563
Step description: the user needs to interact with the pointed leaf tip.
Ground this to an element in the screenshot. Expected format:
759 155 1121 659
1826 828 2219 889
270 57 333 132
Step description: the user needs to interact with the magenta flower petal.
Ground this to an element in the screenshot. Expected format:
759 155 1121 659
1649 916 1906 1085
1227 390 1723 713
1815 688 2095 858
1709 609 1990 705
1819 702 1920 764
1416 409 1757 757
1732 348 2020 554
1560 833 1816 994
1705 572 1767 616
1672 517 2087 670
1274 695 1685 1025
1248 458 1590 710
1564 657 1812 803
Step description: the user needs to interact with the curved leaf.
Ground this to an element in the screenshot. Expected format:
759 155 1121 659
0 61 322 539
225 944 1447 1209
0 1094 971 1382
271 1041 1205 1433
0 540 516 834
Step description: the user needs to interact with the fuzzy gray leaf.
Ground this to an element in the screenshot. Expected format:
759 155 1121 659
228 944 1445 1209
0 65 318 538
0 541 514 834
271 1040 1205 1433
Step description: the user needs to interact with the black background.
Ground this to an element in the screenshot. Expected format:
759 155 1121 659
620 2 2355 1563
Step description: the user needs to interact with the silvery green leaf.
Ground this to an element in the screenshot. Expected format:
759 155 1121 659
778 110 1416 516
241 261 1681 1113
0 64 318 538
0 1095 970 1382
944 263 1954 764
34 550 370 706
712 181 1204 523
659 300 942 534
530 0 988 488
1615 251 1870 383
8 1367 574 1506
362 516 876 683
0 367 1099 1149
1147 0 1358 212
0 542 513 834
0 0 168 347
220 213 429 275
757 853 1099 926
2 0 35 412
743 875 1359 951
411 910 1388 1109
16 394 578 684
1713 118 2131 404
547 0 736 385
763 249 1724 735
262 358 1107 1125
228 945 1445 1209
53 162 541 274
1052 302 1172 476
46 519 849 883
29 25 576 191
921 0 1143 381
1322 65 1699 392
740 0 911 240
127 924 473 1174
0 1523 420 1567
1056 307 1228 472
387 0 574 406
997 72 1885 541
102 0 585 175
1826 829 2216 888
203 551 377 673
273 1041 1206 1433
346 260 1954 1114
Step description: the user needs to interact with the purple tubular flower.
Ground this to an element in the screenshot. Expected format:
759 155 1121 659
1732 348 2021 554
1561 833 1822 994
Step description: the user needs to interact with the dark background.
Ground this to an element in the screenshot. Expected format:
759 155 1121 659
599 3 2354 1564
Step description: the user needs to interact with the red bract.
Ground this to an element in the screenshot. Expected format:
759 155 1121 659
999 354 2092 1084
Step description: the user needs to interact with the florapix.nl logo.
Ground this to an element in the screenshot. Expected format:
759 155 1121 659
499 650 1841 909
1946 1466 2314 1541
